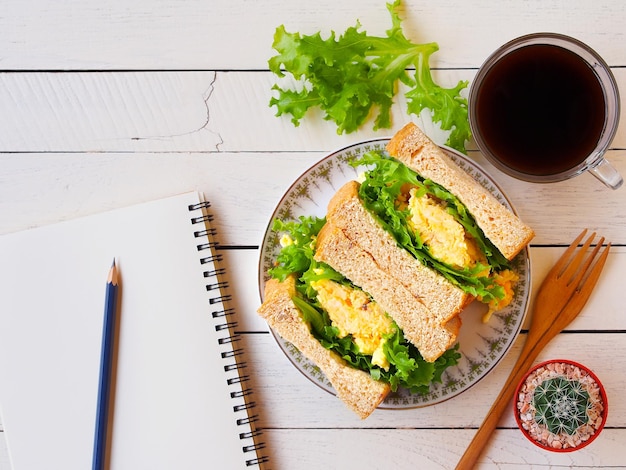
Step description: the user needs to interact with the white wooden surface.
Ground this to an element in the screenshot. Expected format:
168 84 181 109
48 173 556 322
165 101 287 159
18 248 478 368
1 1 625 468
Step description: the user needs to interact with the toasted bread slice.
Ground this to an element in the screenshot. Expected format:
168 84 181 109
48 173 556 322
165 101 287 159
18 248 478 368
258 275 390 419
386 123 535 260
314 223 459 362
326 180 470 324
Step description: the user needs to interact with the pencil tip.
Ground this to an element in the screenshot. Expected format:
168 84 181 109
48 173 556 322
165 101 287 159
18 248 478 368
108 259 118 285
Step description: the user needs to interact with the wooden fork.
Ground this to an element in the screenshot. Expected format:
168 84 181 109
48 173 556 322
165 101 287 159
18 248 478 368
456 229 611 469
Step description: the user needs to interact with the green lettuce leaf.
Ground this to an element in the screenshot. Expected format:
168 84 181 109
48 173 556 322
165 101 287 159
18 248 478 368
268 0 470 153
268 216 327 282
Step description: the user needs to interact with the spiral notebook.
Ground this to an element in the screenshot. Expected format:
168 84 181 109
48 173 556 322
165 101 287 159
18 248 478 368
0 192 268 469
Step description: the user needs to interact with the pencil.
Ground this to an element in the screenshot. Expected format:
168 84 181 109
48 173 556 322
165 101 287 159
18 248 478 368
93 260 119 470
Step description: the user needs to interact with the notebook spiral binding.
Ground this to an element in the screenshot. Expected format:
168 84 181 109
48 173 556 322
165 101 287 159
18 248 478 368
189 201 270 468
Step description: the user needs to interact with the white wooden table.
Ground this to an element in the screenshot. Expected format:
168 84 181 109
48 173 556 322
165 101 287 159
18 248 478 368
1 1 625 468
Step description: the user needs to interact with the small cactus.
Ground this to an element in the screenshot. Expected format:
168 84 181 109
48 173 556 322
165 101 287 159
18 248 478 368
532 376 590 435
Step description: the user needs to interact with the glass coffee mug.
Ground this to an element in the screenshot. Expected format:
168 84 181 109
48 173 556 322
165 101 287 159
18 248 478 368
469 33 622 189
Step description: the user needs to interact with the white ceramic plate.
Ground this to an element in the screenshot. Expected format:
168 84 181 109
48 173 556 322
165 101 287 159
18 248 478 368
258 138 530 408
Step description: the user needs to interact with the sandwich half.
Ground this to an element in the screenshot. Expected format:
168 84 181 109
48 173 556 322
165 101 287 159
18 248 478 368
258 275 390 419
330 122 534 322
386 122 534 260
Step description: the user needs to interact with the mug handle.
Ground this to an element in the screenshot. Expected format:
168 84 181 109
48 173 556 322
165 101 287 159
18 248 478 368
589 158 623 190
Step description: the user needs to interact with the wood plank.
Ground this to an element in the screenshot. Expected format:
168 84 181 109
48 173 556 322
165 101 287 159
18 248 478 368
1 152 626 246
0 70 470 152
2 69 626 152
263 428 626 469
2 0 625 70
2 419 622 468
0 72 221 152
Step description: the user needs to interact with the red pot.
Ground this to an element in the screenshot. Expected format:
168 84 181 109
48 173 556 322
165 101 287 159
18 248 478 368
513 359 608 452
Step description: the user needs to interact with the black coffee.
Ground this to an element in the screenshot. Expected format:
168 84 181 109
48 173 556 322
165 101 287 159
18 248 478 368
474 44 606 176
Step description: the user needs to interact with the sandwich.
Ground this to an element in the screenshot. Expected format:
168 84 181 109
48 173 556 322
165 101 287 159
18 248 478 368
258 123 534 418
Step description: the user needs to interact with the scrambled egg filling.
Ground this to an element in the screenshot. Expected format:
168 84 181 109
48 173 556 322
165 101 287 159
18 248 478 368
279 234 294 247
311 279 394 370
480 269 519 323
406 188 483 269
405 187 518 320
